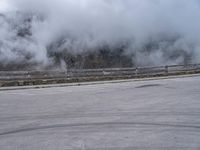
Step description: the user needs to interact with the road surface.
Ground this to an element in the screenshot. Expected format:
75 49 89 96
0 76 200 150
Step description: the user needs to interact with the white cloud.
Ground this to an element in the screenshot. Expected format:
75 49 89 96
0 0 10 12
0 0 200 68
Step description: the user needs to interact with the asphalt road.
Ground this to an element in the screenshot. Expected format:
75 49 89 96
0 76 200 150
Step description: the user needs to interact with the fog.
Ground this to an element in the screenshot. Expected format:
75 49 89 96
0 0 200 70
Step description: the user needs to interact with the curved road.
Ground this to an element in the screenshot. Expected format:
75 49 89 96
0 76 200 150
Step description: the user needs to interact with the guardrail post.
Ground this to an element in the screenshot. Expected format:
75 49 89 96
102 70 105 76
135 67 138 76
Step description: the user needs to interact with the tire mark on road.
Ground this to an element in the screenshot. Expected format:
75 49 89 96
1 111 200 122
0 121 200 136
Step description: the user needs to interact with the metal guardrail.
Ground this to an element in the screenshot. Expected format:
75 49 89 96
0 64 200 81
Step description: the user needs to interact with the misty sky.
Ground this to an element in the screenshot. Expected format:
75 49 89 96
0 0 9 11
0 0 200 69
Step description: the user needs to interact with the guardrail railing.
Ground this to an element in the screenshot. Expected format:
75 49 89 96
0 64 200 81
